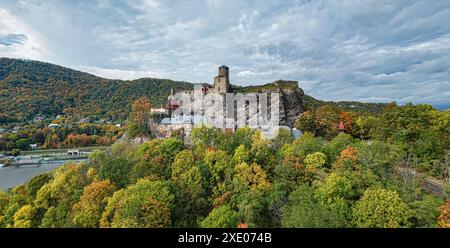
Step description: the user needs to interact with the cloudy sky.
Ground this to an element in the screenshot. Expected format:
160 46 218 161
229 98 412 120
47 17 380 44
1 0 449 108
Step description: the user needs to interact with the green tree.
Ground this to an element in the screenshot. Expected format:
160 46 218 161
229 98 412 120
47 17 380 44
98 157 133 188
281 132 324 160
352 188 410 228
409 194 443 228
27 173 52 198
281 184 349 227
171 150 207 227
15 138 30 150
199 205 239 228
304 152 327 170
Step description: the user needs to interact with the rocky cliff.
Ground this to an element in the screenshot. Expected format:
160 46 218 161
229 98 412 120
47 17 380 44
234 80 305 127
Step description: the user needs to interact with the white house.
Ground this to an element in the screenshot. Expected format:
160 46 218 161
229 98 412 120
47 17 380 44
48 123 61 128
151 108 167 114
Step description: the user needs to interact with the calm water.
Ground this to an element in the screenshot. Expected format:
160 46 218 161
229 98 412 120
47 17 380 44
0 160 85 191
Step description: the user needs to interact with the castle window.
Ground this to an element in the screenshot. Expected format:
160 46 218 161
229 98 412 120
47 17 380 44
218 87 220 91
218 79 220 82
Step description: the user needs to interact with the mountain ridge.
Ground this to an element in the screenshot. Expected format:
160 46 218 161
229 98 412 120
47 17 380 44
0 57 388 124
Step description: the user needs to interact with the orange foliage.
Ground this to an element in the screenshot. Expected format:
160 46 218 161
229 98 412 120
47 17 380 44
340 111 353 131
213 191 232 208
283 155 304 171
132 97 152 127
338 146 359 163
438 199 450 228
237 223 249 228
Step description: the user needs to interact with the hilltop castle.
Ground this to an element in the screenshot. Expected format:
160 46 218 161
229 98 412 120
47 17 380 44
166 65 232 112
157 65 302 140
213 65 232 94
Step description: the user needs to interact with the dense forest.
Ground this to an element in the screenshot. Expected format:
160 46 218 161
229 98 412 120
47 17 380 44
0 101 448 228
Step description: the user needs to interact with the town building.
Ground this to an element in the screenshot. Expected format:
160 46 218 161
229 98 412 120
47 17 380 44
48 123 61 128
150 107 168 114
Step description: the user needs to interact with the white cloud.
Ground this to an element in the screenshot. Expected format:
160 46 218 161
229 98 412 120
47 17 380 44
237 70 256 78
75 65 164 81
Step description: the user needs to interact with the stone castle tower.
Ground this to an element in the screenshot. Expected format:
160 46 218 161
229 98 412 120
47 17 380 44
213 65 231 94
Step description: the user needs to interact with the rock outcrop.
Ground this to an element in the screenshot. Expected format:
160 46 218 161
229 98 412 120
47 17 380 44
235 80 305 128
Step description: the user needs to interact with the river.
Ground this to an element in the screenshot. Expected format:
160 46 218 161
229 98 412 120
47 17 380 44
0 160 86 191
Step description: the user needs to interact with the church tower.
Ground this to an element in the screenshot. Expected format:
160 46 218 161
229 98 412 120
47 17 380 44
213 65 231 94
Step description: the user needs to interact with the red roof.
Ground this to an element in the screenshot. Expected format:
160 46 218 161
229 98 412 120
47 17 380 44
166 99 179 110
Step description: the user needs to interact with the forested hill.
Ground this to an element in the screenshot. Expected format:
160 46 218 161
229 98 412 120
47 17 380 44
0 58 386 124
302 94 389 114
0 58 193 123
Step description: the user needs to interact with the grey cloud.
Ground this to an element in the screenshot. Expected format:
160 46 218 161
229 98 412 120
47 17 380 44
0 0 449 106
0 34 27 46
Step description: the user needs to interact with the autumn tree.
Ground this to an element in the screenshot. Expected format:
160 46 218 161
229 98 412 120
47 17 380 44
438 199 450 228
315 105 341 139
13 205 36 228
128 97 153 138
132 137 184 180
100 179 174 228
294 111 316 134
249 131 276 172
232 145 250 165
233 162 271 193
333 146 359 172
70 180 116 228
340 111 355 135
0 190 10 228
34 163 89 227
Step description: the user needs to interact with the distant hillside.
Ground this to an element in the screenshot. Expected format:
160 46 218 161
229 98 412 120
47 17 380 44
0 58 388 125
302 94 388 114
233 80 388 115
0 58 193 123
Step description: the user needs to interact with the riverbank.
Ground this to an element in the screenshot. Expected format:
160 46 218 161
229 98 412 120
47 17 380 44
0 146 111 191
0 159 85 191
